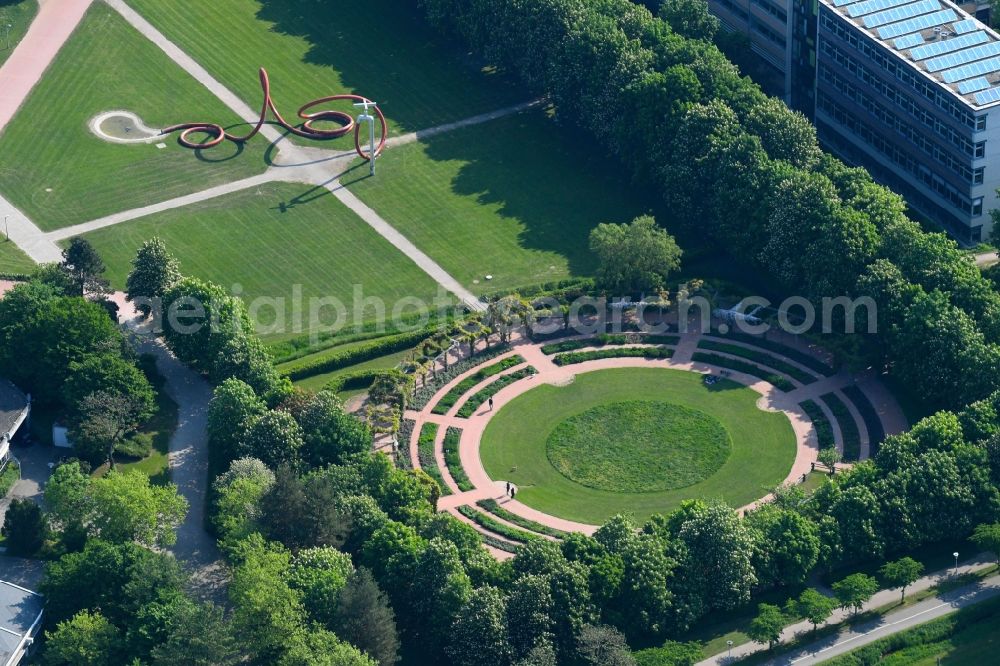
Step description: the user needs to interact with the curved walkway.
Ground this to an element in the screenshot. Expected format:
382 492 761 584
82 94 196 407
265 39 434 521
406 332 906 548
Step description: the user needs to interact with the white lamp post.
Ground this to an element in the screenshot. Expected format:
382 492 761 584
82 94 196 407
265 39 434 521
353 100 378 176
727 640 734 658
953 551 960 574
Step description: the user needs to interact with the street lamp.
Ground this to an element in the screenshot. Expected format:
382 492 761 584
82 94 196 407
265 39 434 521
727 640 734 659
353 100 379 177
4 24 11 51
953 551 960 574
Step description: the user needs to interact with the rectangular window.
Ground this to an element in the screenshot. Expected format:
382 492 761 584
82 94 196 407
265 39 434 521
977 115 987 131
976 141 986 158
975 167 985 184
973 198 984 216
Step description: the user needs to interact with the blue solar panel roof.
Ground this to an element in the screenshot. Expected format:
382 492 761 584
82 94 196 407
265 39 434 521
910 31 988 60
926 41 1000 72
975 87 1000 104
953 19 979 34
876 9 957 40
894 33 926 49
849 0 916 18
943 55 1000 82
958 77 991 93
863 0 940 28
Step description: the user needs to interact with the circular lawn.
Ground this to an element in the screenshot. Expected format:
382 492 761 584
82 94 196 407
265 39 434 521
480 367 796 524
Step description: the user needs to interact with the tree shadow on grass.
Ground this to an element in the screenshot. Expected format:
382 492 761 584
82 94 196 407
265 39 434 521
255 0 523 132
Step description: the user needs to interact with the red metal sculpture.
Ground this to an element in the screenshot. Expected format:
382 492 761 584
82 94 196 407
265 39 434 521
162 68 387 160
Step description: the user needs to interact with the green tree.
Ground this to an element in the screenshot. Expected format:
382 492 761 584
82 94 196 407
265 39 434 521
972 522 1000 564
411 538 474 656
44 461 90 532
1 498 46 556
880 557 924 603
212 457 275 546
589 216 682 295
69 390 155 468
817 447 842 473
747 603 785 649
575 624 637 666
747 506 820 587
61 238 109 297
208 378 267 467
63 353 155 422
239 410 304 469
448 585 513 666
43 610 119 666
634 641 703 666
150 600 240 666
280 627 376 666
832 573 879 616
793 588 837 633
160 278 252 374
298 391 372 467
657 0 719 41
331 567 400 666
126 237 181 316
87 470 188 547
287 546 355 628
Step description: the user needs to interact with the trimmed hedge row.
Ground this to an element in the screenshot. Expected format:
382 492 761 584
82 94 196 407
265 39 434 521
541 333 679 355
412 345 511 410
456 367 537 418
416 422 451 496
322 368 397 394
278 329 433 380
396 418 415 471
477 499 569 538
821 392 862 461
698 339 817 385
553 347 674 366
442 427 473 492
430 355 526 415
456 505 540 544
799 400 835 450
708 330 837 376
843 385 886 457
691 352 795 392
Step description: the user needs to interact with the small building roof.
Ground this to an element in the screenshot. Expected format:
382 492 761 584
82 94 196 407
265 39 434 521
821 0 1000 108
0 381 28 442
0 580 43 666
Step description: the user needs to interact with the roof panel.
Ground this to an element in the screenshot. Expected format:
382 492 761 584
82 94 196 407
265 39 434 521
864 0 941 28
926 41 1000 72
894 32 926 49
953 18 979 34
876 9 957 39
958 76 991 93
849 0 916 18
910 31 988 60
974 86 1000 104
943 55 1000 82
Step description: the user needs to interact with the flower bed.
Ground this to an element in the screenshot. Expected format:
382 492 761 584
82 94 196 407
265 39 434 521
553 347 674 366
442 427 473 492
456 367 537 418
821 392 861 461
691 352 795 391
697 339 817 385
416 422 451 496
456 505 539 544
799 400 835 449
430 354 526 415
477 499 569 538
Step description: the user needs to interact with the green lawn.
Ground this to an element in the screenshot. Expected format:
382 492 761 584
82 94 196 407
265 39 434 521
0 238 34 275
74 182 443 336
292 348 413 393
0 3 268 230
0 0 38 67
348 109 652 295
125 0 524 138
481 368 796 524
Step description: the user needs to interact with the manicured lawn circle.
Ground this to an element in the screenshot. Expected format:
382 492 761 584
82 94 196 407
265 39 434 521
545 401 731 493
480 368 796 524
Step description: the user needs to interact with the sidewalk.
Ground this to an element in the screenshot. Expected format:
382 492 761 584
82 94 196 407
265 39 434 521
697 554 997 665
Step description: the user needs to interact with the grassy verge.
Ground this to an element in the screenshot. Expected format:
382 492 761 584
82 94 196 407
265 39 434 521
415 423 450 497
278 330 432 380
0 239 35 276
0 3 269 229
553 347 674 366
691 352 795 391
0 1 39 68
697 339 816 384
456 505 540 544
431 355 525 415
442 427 472 492
476 499 569 538
800 399 835 449
821 392 861 461
456 367 537 417
0 461 20 497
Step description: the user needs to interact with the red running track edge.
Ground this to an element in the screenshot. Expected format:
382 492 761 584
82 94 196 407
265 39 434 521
161 67 387 160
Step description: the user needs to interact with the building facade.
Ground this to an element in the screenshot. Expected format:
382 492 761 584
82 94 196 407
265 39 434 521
0 379 29 469
709 0 1000 243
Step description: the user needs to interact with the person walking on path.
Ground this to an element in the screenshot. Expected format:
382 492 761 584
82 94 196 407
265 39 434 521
488 397 494 411
505 481 510 495
511 487 516 500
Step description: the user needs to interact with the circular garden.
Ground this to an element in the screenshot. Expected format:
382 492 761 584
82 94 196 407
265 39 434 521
480 367 796 524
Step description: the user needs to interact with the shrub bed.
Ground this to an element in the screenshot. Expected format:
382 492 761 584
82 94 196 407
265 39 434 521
456 505 540 544
707 330 837 376
541 332 679 355
322 368 397 394
821 392 861 461
430 355 526 415
697 339 817 385
442 427 473 492
396 418 415 470
477 499 569 538
411 345 511 410
799 399 835 449
457 367 537 417
278 329 433 380
416 422 450 496
691 352 795 392
553 347 674 366
843 385 886 457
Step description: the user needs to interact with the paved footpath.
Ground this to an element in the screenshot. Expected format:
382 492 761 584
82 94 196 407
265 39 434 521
698 555 998 665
